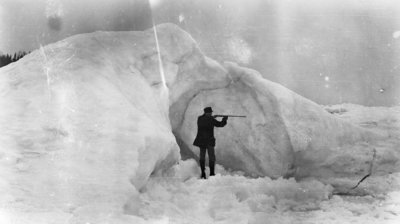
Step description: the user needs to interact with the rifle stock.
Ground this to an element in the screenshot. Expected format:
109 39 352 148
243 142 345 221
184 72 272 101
213 115 246 118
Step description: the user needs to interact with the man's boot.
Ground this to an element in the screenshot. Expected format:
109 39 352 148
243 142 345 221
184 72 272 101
209 160 215 176
200 159 206 179
209 147 216 176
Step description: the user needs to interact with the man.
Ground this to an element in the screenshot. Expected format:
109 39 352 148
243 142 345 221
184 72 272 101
193 107 228 179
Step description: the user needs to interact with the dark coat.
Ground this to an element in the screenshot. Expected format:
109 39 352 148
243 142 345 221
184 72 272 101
193 114 227 148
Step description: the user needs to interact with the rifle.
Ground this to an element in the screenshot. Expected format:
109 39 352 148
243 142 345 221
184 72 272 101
213 115 246 118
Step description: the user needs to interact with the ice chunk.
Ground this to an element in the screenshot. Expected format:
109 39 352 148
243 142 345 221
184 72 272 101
0 23 206 220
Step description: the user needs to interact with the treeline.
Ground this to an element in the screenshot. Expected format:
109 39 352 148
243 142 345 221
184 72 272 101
0 51 30 68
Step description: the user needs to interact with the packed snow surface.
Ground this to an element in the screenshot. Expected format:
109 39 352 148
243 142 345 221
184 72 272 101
0 23 399 223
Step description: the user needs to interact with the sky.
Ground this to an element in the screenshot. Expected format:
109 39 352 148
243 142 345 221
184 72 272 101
1 0 400 106
0 0 154 54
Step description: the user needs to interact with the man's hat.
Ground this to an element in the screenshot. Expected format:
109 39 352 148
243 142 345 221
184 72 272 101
204 107 213 113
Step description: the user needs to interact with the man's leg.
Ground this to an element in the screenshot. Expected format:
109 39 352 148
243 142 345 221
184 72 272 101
199 147 207 179
208 146 216 176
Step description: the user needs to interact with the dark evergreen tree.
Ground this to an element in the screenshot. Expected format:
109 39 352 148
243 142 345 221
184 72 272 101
0 51 29 68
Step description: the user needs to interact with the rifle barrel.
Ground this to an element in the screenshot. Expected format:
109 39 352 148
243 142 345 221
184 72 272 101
214 115 246 118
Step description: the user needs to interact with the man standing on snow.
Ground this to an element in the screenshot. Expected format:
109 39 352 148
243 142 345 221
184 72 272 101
193 107 228 179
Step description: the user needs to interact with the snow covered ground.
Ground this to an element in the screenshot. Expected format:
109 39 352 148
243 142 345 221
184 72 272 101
135 164 400 224
131 104 400 224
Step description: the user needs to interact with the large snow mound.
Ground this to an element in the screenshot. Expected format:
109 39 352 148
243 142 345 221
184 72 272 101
0 23 234 222
0 23 213 218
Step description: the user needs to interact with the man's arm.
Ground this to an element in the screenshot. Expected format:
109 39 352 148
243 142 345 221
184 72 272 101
213 116 228 127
